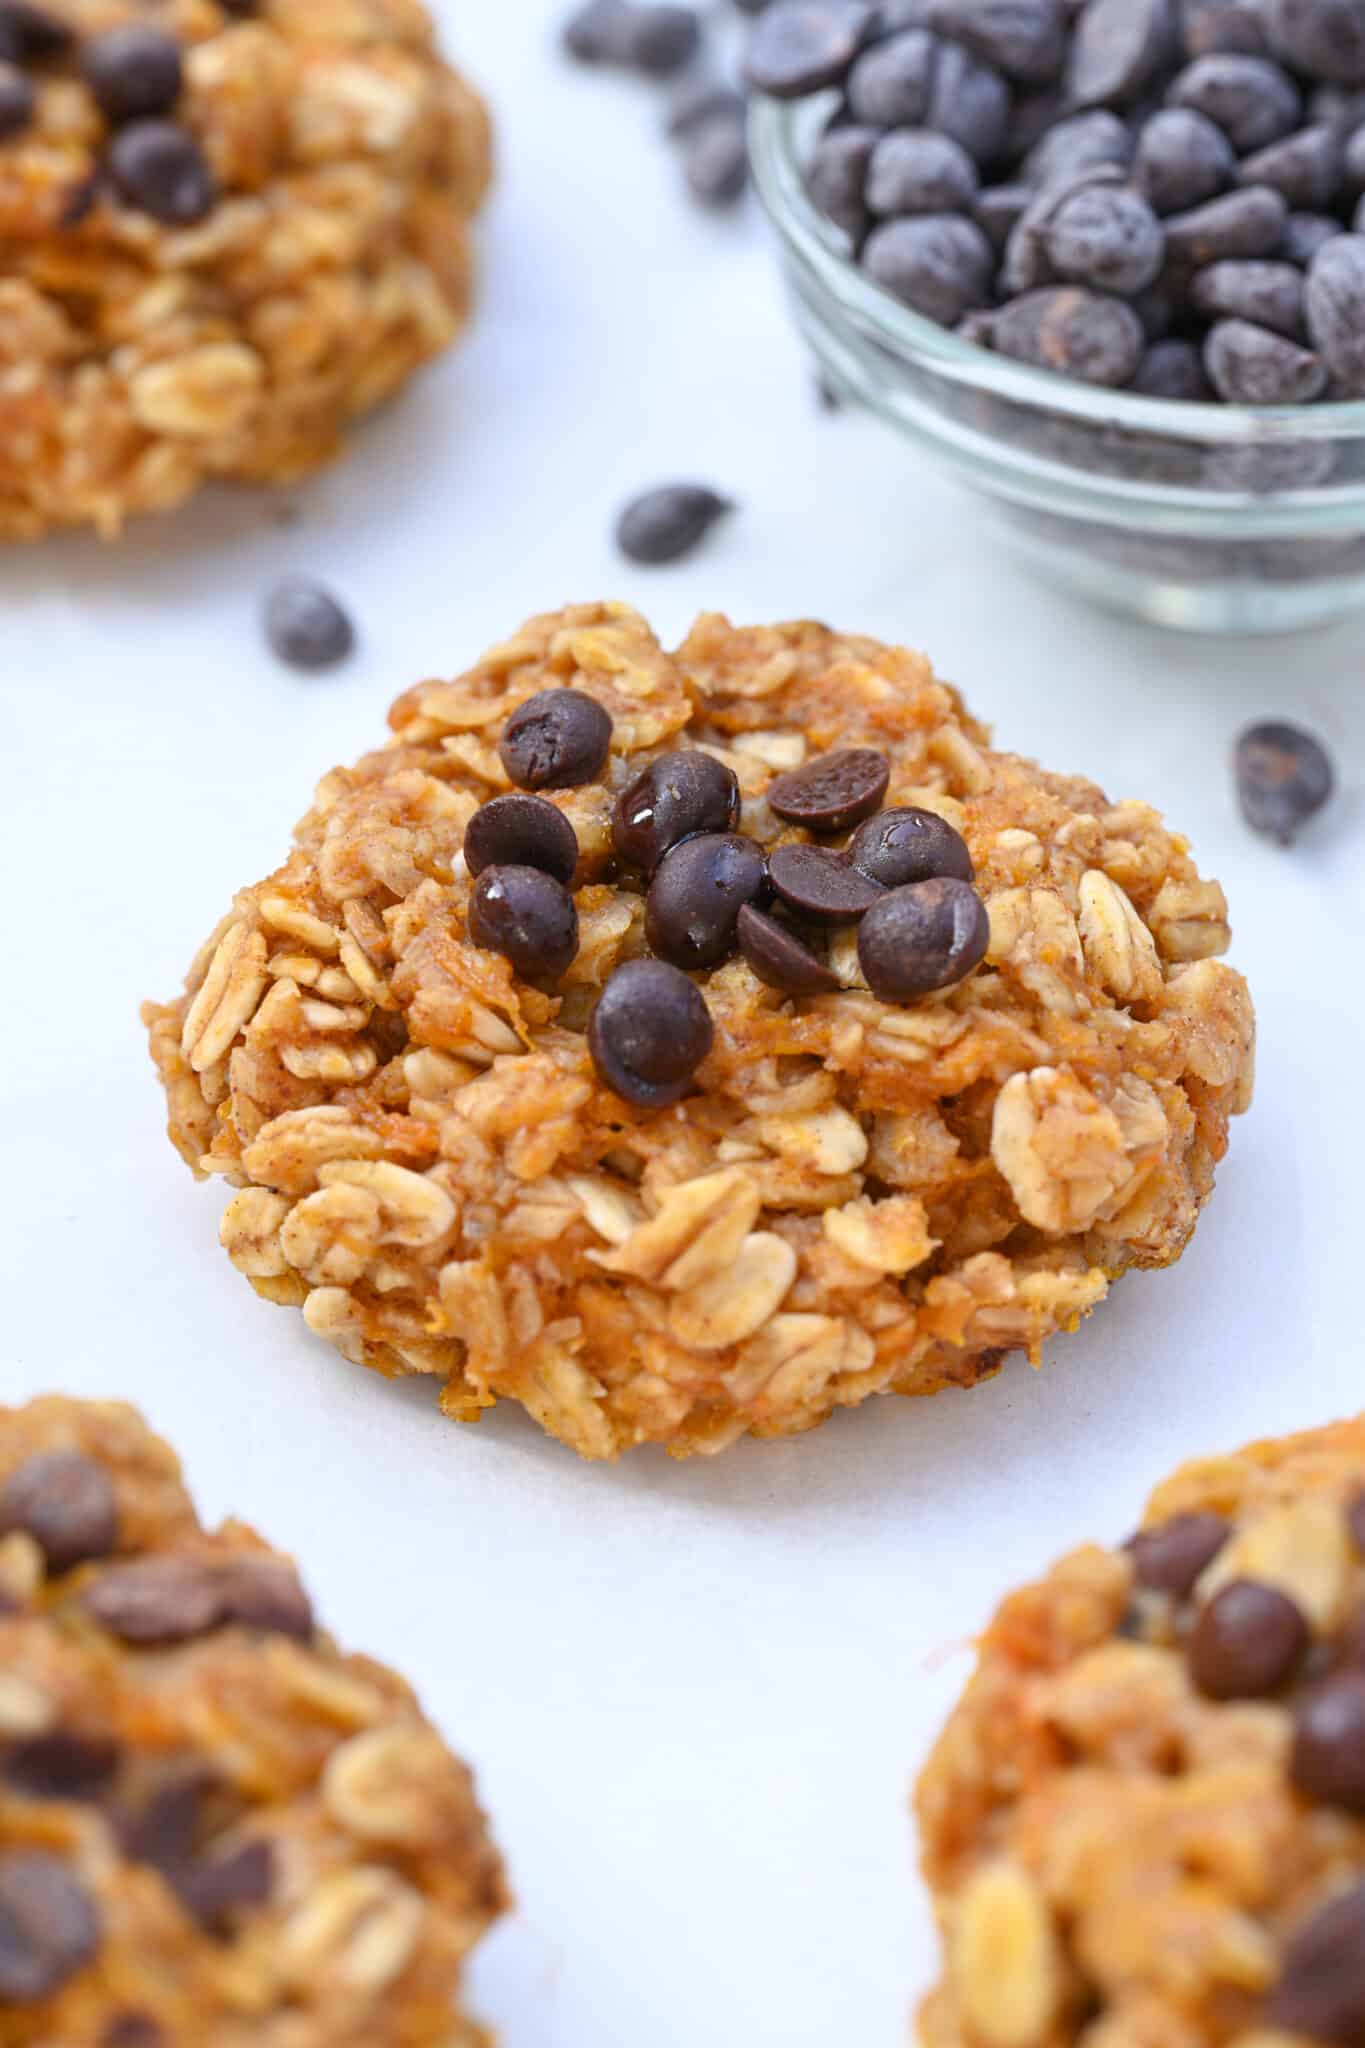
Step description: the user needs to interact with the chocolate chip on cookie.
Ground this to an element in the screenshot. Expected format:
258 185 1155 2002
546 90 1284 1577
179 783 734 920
646 831 768 969
464 792 580 885
1291 1671 1365 1809
1188 1578 1311 1698
0 60 33 136
0 1851 99 2004
846 807 974 889
612 749 739 872
1267 1880 1365 2042
588 958 714 1107
500 689 612 790
83 1557 226 1645
0 1 71 61
737 903 839 995
84 27 184 125
857 876 990 1001
1125 1510 1229 1597
767 749 890 834
107 120 217 225
469 865 579 983
0 1451 118 1573
768 842 883 924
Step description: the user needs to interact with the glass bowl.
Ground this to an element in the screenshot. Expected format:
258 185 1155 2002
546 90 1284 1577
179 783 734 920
749 92 1365 635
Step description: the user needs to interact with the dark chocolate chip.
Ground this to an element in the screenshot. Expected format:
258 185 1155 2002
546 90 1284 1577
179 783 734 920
118 1770 211 1872
862 211 995 322
0 2 71 61
1291 1672 1365 1811
83 1557 226 1645
744 1 878 98
847 806 974 888
1163 184 1289 268
499 688 612 790
974 179 1031 251
1187 1578 1310 1698
1282 208 1343 266
612 748 740 873
1021 107 1133 187
646 831 768 968
1132 106 1235 214
83 27 184 125
102 2016 164 2048
1238 122 1343 209
263 580 355 671
665 75 746 137
1180 0 1271 57
736 902 840 993
0 1851 99 2003
1167 53 1302 152
923 0 1067 83
107 119 216 226
0 1451 117 1574
1067 0 1177 109
683 111 748 205
563 0 633 59
0 61 33 139
174 1839 274 1931
768 841 884 922
587 957 714 1107
767 748 889 832
214 1558 314 1641
1234 719 1334 842
464 793 579 885
615 483 734 564
1266 0 1365 87
1190 259 1306 336
1132 335 1213 395
1306 232 1365 390
806 121 878 240
857 876 989 1000
922 37 1010 164
1125 1510 1229 1596
468 865 579 983
845 27 934 126
866 126 979 215
6 1732 119 1802
1266 1880 1365 2044
991 285 1145 385
1044 182 1166 294
625 5 702 76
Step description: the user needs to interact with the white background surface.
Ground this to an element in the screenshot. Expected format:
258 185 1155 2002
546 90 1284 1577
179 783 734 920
3 5 1365 2041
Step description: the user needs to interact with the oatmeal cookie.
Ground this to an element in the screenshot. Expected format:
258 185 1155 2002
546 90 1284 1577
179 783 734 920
0 1395 507 2046
916 1415 1365 2048
0 0 490 539
144 602 1254 1461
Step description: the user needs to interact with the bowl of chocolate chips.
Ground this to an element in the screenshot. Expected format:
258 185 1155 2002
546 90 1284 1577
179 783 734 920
748 0 1365 632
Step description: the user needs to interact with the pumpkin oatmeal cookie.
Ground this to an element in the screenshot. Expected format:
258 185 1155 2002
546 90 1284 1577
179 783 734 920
144 602 1254 1461
916 1415 1365 2048
0 1395 507 2045
0 0 490 539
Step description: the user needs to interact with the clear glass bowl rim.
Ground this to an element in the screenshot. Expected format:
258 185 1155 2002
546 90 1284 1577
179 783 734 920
748 92 1365 450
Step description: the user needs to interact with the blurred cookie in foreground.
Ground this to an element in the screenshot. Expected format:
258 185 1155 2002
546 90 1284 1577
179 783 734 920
0 1396 506 2044
916 1412 1365 2048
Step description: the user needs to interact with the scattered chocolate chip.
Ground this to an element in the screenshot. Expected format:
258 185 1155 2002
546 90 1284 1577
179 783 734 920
1190 258 1306 336
6 1732 119 1802
736 902 839 993
862 211 995 323
768 748 889 833
214 1558 314 1641
612 748 740 873
0 1851 99 2004
175 1839 274 1931
563 0 631 59
768 841 884 922
1188 1578 1311 1698
1266 1880 1365 2043
469 865 580 983
83 27 184 125
464 792 580 885
866 126 979 216
847 806 974 888
1125 1510 1230 1596
1044 182 1167 295
1234 719 1334 842
744 0 878 98
992 286 1146 386
0 1451 118 1574
587 957 714 1107
0 1 71 61
1132 106 1235 215
857 876 989 1001
107 118 216 226
499 688 613 790
1067 0 1176 107
563 0 700 73
683 109 748 204
1266 0 1365 87
646 831 768 968
0 60 33 138
83 1557 225 1646
615 483 734 564
666 74 745 137
263 579 355 671
1291 1672 1365 1810
1306 232 1365 389
924 0 1066 83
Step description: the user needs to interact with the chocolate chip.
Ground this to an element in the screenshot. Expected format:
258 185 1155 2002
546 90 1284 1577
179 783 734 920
0 1452 118 1574
1169 54 1303 151
1021 107 1133 186
683 111 748 205
175 1839 274 1931
6 1732 119 1802
847 806 974 888
991 286 1145 385
499 688 612 790
1349 1488 1365 1552
263 580 356 671
1044 182 1167 294
465 793 580 885
806 121 878 239
862 212 995 323
102 2016 163 2048
768 841 884 922
1067 0 1177 108
1266 0 1365 86
1132 106 1235 214
0 61 33 139
1190 259 1306 335
0 1852 99 2003
866 127 979 215
666 75 746 137
214 1557 314 1641
1239 122 1343 208
744 1 878 98
118 1771 210 1872
1132 335 1214 395
925 38 1011 163
736 902 840 993
1282 208 1343 264
924 0 1067 83
975 179 1031 251
1291 1672 1365 1810
107 120 216 226
1180 0 1271 57
83 27 183 125
1125 1510 1229 1596
615 483 734 564
563 0 632 59
857 876 988 1000
1187 1578 1310 1698
1164 184 1290 267
83 1557 225 1645
1266 1880 1365 2043
612 749 740 873
563 0 701 73
469 865 579 983
0 1 71 61
845 28 934 126
587 957 714 1107
1234 719 1334 842
1306 232 1365 389
646 831 768 968
767 748 889 833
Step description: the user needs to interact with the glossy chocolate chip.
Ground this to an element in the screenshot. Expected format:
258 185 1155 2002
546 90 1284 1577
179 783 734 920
0 1 71 60
0 1851 99 2003
464 793 579 885
499 689 612 790
1266 1880 1365 2043
0 61 33 138
847 807 974 889
857 876 989 1001
83 1557 225 1645
214 1558 314 1641
1234 719 1334 843
806 122 878 240
1125 1510 1230 1597
107 119 216 226
768 842 884 923
1291 1672 1365 1810
615 483 734 564
263 580 355 671
469 865 579 983
6 1732 119 1802
736 902 839 994
0 1451 118 1573
587 957 714 1107
646 832 768 969
612 749 740 873
1188 1578 1311 1698
744 0 878 98
767 748 889 833
83 27 183 124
